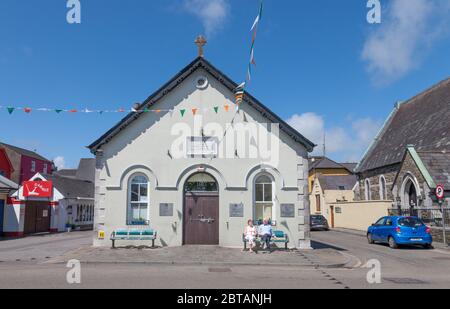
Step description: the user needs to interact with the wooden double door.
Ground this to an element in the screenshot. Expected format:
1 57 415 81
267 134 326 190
183 193 219 245
24 201 51 235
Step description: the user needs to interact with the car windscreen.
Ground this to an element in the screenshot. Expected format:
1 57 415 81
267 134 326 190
311 216 323 220
398 217 424 227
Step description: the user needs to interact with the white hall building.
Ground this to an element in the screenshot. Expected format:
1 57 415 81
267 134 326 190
89 52 315 249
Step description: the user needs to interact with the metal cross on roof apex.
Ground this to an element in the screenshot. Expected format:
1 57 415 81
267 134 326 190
195 35 207 57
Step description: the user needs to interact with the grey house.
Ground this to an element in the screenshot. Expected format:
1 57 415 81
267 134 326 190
88 55 315 248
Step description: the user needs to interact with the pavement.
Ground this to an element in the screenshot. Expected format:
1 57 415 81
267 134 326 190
46 243 353 268
1 229 450 288
0 231 92 263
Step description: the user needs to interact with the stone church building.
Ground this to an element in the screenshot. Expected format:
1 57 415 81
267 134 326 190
355 77 450 210
88 44 315 249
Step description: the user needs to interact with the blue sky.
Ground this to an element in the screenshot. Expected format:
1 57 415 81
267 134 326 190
1 0 449 168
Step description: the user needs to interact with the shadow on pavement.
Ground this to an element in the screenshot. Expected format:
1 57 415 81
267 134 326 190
311 240 347 252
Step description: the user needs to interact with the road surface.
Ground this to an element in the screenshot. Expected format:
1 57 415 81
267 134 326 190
0 230 449 289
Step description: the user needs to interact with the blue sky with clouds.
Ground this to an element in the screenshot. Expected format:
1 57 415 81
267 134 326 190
0 0 449 168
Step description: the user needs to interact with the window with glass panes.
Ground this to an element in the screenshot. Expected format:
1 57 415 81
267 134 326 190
255 175 273 222
128 175 149 225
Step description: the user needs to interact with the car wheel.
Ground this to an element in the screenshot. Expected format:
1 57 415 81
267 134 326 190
423 244 433 249
388 237 398 249
367 233 374 244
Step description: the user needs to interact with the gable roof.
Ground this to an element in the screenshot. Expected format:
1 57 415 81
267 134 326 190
53 159 95 183
356 77 450 173
317 174 357 191
340 163 357 173
417 150 450 190
75 158 95 182
43 174 94 199
0 148 14 172
88 57 315 153
0 142 51 162
309 156 355 173
0 174 18 192
54 169 77 178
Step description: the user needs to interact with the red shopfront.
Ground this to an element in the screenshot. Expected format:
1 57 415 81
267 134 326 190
23 181 53 235
4 176 62 237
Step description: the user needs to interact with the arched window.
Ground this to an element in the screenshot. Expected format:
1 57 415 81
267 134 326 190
365 179 371 201
255 175 274 224
379 176 387 200
128 175 149 225
185 173 218 193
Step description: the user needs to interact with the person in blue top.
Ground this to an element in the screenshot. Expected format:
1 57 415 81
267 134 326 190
258 219 273 250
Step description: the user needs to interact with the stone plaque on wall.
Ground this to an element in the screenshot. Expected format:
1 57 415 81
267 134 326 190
280 204 295 218
229 203 244 218
160 203 174 217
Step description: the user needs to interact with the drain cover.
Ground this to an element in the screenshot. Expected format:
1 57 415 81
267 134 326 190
385 278 428 284
208 268 232 273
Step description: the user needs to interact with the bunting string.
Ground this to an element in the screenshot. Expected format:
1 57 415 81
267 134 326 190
233 0 264 109
0 105 233 117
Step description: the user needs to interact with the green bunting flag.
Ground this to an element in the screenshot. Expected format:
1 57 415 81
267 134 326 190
1 104 244 117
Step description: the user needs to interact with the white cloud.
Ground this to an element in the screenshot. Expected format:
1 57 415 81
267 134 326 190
183 0 230 37
287 113 382 162
53 156 66 170
362 0 450 85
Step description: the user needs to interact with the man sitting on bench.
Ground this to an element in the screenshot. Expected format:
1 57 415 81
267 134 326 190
259 219 273 250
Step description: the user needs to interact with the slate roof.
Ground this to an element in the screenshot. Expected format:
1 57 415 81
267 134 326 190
357 77 450 173
75 158 95 183
309 156 356 173
88 57 315 153
0 142 51 162
340 163 358 173
418 151 450 189
44 174 94 199
0 174 18 192
54 169 77 178
317 175 358 191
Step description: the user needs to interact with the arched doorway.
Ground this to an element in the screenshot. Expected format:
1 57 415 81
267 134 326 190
403 177 419 216
183 173 219 245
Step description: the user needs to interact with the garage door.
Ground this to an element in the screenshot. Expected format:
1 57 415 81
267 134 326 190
24 201 51 235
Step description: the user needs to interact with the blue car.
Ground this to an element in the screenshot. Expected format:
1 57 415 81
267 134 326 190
367 216 433 249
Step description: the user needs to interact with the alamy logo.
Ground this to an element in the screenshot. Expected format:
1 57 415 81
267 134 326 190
367 0 381 24
66 259 81 284
67 0 81 24
170 116 281 167
364 259 382 284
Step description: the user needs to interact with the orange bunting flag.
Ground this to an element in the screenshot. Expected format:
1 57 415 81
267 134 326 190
192 108 198 115
24 108 32 113
155 109 161 114
224 105 230 112
118 108 125 113
69 109 78 113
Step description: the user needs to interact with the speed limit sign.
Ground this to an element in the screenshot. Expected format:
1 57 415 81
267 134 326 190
436 184 445 199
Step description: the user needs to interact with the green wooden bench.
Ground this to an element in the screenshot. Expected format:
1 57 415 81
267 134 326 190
110 228 157 249
242 230 289 250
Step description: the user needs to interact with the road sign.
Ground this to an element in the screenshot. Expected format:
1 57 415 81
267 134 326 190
436 184 445 199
